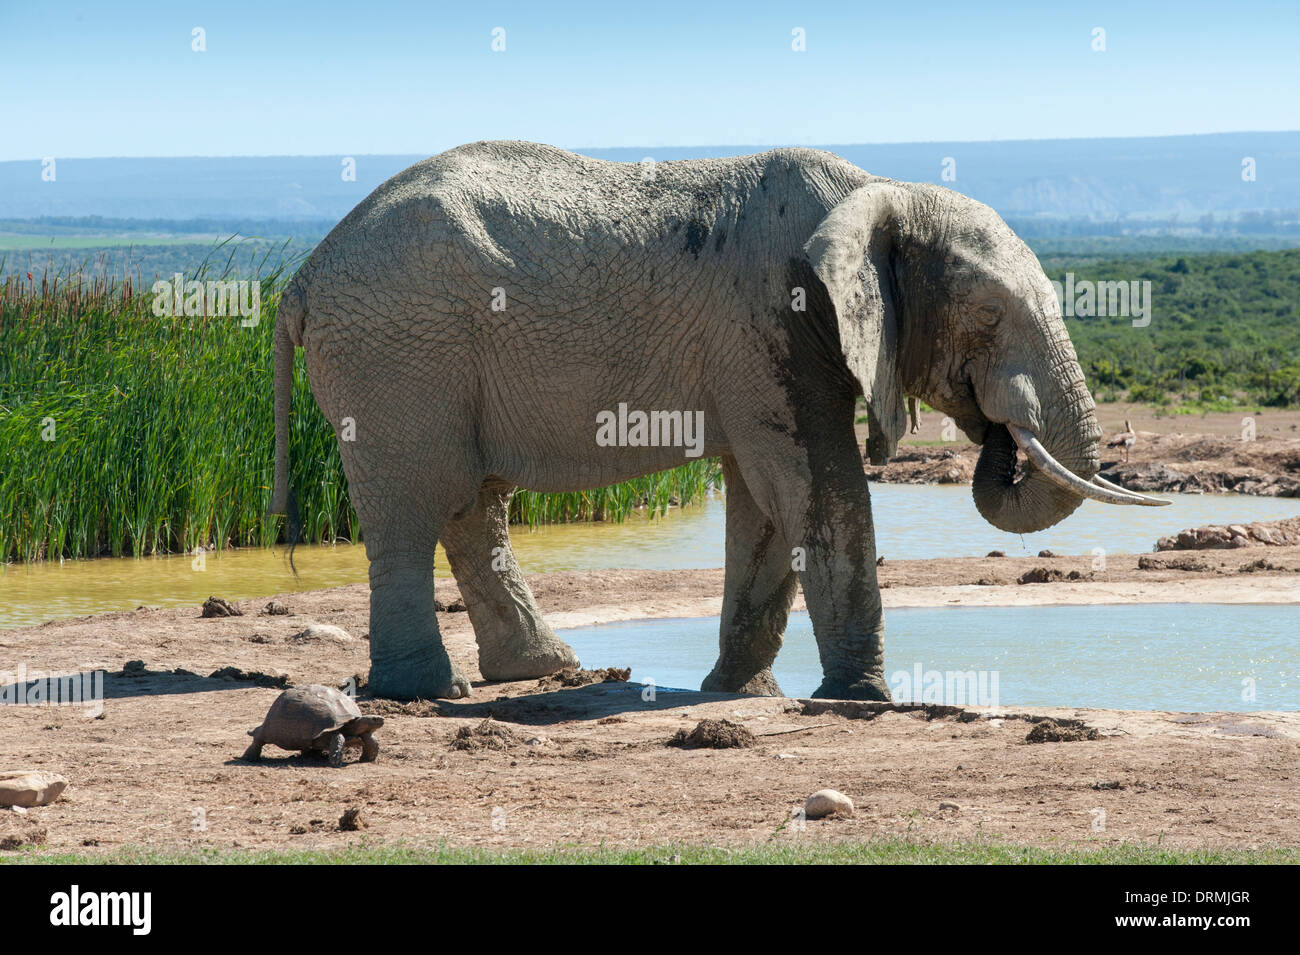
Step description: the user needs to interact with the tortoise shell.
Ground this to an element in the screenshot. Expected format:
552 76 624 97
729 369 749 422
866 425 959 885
252 685 368 750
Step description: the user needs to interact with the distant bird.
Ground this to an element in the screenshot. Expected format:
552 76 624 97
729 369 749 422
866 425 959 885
1107 419 1137 462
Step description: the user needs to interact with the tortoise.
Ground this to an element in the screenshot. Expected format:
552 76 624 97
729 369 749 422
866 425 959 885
242 685 384 766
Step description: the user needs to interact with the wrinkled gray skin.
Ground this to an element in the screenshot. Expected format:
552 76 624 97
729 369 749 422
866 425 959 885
271 141 1100 701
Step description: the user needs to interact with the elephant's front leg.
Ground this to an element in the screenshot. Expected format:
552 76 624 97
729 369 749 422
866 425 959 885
367 541 471 701
441 480 579 681
701 455 798 696
797 444 892 702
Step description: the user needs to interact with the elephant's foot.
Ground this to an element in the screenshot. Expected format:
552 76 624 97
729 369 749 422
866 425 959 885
477 629 579 682
811 673 892 701
701 665 784 697
368 649 471 701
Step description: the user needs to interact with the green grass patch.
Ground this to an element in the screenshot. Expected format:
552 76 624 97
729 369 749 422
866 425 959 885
0 274 720 562
4 840 1296 865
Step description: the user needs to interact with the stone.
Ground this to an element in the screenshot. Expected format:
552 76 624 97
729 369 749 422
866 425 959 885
201 596 243 618
805 788 854 819
0 771 69 808
338 807 367 831
939 800 961 811
291 624 354 643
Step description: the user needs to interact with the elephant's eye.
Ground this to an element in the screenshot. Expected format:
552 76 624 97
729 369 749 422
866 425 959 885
976 302 1002 325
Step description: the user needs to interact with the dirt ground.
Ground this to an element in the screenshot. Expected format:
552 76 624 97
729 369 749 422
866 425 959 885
858 403 1300 493
3 563 1298 855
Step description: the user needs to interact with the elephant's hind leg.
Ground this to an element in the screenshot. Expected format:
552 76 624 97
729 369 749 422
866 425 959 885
701 456 798 696
362 496 472 701
441 479 579 682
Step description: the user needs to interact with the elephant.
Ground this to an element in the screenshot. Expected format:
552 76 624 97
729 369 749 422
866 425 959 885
270 140 1165 701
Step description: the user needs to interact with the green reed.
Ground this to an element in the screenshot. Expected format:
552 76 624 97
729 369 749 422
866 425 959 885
0 269 722 562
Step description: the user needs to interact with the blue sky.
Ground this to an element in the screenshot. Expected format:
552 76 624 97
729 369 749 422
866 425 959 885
2 1 1297 160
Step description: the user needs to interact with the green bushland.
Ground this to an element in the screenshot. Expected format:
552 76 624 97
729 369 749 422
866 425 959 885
0 272 719 563
3 840 1295 865
1048 249 1300 409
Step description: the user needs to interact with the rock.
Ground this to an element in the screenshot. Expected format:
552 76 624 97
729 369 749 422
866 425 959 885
1156 517 1300 551
1017 567 1063 584
536 666 630 691
1100 462 1190 493
1025 719 1099 743
985 550 1005 558
1037 549 1058 558
1240 557 1284 573
291 624 354 643
450 719 518 752
337 807 367 832
0 771 69 808
263 600 290 615
667 719 755 749
939 800 961 811
445 600 467 613
122 660 147 676
805 789 854 819
201 596 243 618
208 666 291 688
1138 555 1208 571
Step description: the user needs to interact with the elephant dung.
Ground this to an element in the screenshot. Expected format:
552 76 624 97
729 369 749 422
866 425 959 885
0 770 69 808
291 624 355 644
805 788 854 819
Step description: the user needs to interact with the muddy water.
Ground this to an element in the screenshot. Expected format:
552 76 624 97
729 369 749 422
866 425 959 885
0 498 725 628
559 604 1300 711
3 487 1299 628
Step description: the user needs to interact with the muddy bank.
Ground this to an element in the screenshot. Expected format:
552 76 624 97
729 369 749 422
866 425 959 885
2 567 1298 855
862 426 1300 497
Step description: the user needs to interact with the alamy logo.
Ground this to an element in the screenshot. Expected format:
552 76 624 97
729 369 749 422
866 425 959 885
151 273 261 326
1 665 104 718
888 662 1000 708
1051 273 1151 328
595 403 705 458
49 885 151 935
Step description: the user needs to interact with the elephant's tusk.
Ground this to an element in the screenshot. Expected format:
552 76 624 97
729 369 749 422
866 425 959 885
1090 472 1159 503
1006 424 1171 507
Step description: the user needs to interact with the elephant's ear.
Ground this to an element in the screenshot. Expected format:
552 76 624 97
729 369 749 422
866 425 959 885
804 184 909 465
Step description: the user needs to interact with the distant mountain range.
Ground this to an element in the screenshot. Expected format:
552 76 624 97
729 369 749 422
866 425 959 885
2 132 1297 233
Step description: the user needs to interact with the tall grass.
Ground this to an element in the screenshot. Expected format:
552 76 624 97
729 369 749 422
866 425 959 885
0 267 721 563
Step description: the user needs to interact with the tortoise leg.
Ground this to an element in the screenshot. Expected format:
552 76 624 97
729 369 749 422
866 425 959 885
359 732 379 763
326 732 346 768
242 730 264 762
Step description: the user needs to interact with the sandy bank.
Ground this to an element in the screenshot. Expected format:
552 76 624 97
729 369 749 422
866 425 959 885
2 564 1298 855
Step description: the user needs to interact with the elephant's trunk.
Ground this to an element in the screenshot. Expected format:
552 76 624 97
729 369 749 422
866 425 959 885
970 340 1101 534
967 335 1170 535
972 422 1092 534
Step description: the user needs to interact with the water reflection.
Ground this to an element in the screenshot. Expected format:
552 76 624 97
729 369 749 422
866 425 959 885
3 487 1298 628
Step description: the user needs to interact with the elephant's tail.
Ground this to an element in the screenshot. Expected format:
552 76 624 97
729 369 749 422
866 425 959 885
270 278 305 574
